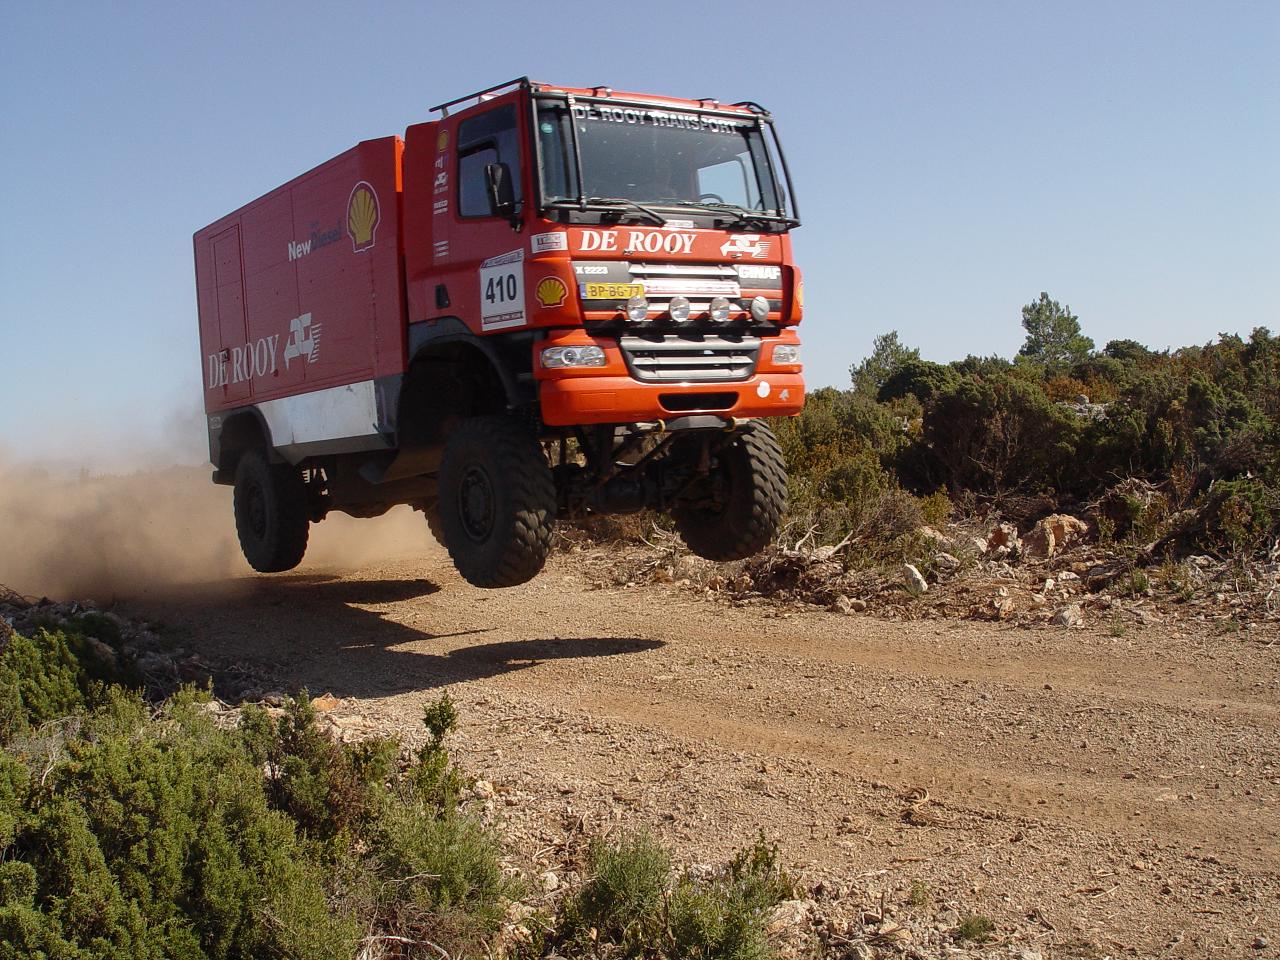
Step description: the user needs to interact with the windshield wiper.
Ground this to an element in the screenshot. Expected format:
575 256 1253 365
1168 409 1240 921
684 202 799 229
548 196 667 226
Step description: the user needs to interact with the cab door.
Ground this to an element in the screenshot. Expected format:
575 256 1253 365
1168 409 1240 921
434 94 532 335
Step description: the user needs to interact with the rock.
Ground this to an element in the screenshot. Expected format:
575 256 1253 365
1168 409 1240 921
987 523 1020 552
934 552 961 571
917 526 953 549
1024 514 1090 559
539 870 560 892
473 779 496 800
902 564 928 595
835 596 867 615
765 898 816 935
311 692 342 712
970 536 989 556
992 597 1017 620
1052 603 1084 627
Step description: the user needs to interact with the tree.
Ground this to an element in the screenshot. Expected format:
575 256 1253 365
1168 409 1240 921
1017 292 1094 368
850 331 919 396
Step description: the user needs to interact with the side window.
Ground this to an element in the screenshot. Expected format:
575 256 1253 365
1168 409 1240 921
457 104 523 219
459 146 499 217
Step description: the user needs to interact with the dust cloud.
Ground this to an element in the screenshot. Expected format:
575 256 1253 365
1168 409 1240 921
0 458 435 602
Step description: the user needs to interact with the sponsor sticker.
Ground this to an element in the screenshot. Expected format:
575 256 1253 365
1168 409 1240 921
347 182 380 252
480 249 526 330
288 221 343 262
283 312 321 369
433 239 450 260
579 229 696 255
433 198 448 216
535 276 568 308
737 264 782 281
531 231 569 253
570 104 749 134
720 234 769 259
207 332 283 388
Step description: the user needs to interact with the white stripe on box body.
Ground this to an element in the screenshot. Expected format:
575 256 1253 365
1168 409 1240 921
256 379 381 459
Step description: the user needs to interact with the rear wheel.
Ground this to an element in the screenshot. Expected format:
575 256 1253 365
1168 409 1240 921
438 416 556 588
233 450 309 572
672 421 787 561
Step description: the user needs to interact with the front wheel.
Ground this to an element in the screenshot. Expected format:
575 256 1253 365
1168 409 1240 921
233 450 309 572
437 416 556 588
672 421 787 561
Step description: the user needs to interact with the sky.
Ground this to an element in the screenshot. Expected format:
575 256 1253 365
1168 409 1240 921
1 0 1276 466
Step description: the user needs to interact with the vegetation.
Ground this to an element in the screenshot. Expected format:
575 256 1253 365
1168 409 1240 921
775 296 1280 559
547 831 793 960
0 620 791 959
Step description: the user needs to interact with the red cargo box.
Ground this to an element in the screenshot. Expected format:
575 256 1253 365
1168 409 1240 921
194 138 406 436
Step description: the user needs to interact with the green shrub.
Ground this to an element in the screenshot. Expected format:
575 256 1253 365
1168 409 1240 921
557 831 790 960
0 631 510 960
923 373 1081 496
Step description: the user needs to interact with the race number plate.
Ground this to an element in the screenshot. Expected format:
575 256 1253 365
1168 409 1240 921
480 249 526 330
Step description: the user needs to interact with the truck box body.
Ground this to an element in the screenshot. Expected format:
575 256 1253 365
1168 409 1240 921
194 137 405 459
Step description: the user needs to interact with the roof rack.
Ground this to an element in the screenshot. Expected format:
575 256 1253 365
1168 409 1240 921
431 77 530 117
732 100 771 116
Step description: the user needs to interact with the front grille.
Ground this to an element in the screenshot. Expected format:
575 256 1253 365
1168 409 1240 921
627 262 741 313
620 334 761 383
575 259 785 325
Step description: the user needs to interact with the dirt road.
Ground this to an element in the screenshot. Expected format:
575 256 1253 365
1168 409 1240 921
127 543 1280 958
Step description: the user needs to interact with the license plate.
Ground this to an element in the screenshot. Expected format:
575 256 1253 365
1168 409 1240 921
581 282 644 300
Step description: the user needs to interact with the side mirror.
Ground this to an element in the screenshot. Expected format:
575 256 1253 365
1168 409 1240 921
485 162 518 223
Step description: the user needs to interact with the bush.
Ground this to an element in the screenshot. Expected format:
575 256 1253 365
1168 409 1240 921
0 628 510 960
556 831 791 960
923 373 1081 496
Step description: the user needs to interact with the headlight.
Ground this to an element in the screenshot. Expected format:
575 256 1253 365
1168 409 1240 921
708 297 732 323
668 296 692 322
771 344 801 365
750 296 771 322
626 295 649 322
542 345 607 368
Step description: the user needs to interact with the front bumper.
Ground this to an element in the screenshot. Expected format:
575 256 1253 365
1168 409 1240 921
540 372 805 426
535 328 804 427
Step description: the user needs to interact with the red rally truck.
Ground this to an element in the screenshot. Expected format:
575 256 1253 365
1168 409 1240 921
194 78 805 587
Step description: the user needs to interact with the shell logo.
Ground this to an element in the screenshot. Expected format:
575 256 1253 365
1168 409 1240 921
436 130 449 153
347 181 380 253
535 276 568 308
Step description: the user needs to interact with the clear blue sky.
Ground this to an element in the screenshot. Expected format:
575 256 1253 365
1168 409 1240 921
1 1 1276 465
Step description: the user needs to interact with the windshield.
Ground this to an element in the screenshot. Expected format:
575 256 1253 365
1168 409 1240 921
536 100 785 215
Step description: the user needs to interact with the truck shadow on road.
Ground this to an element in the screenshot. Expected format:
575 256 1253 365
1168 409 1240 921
130 572 664 699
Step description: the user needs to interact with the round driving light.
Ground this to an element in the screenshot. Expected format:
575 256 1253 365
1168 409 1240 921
708 296 732 323
668 296 692 322
750 296 771 323
626 295 649 322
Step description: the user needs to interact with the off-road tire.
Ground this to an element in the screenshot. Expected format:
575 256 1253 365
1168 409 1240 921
233 450 309 572
438 416 556 588
423 497 445 544
673 420 787 562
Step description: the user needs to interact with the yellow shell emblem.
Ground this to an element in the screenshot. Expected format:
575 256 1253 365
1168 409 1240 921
347 181 380 252
535 276 568 308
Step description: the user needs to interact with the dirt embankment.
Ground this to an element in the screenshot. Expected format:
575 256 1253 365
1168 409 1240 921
4 466 1278 957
